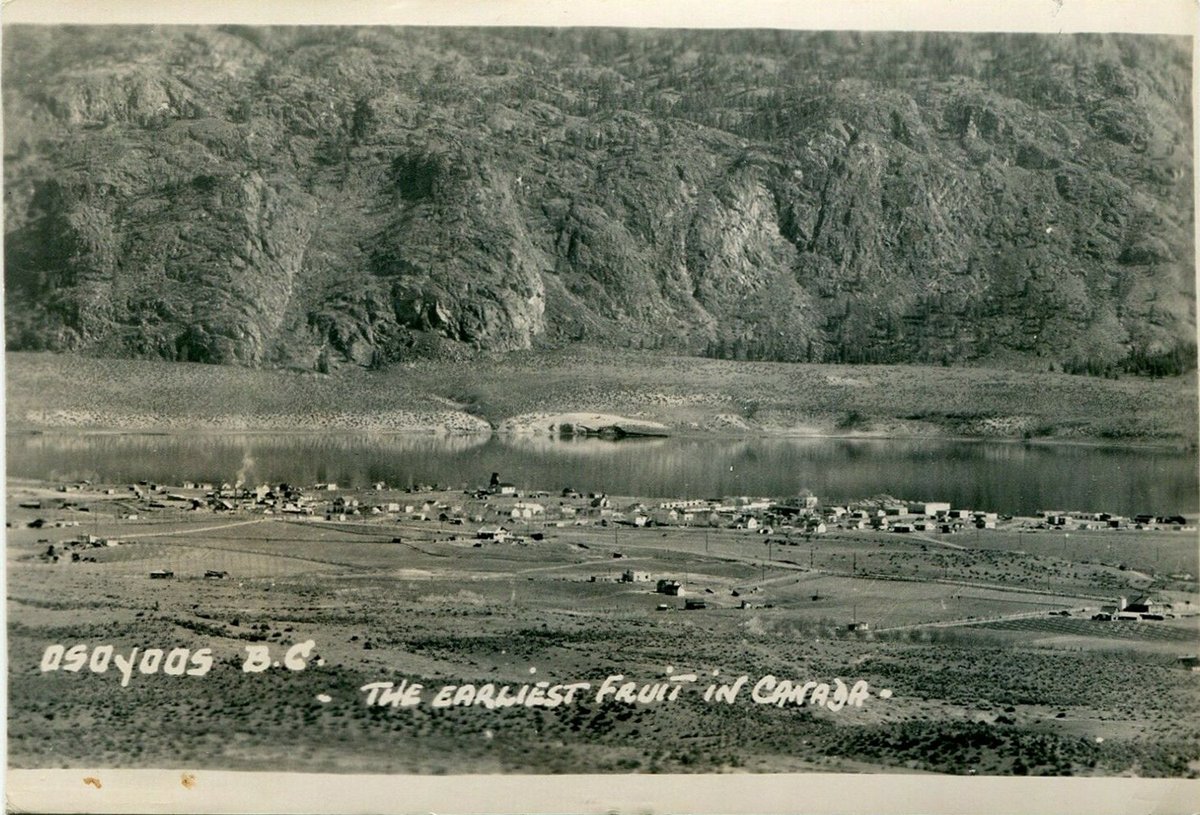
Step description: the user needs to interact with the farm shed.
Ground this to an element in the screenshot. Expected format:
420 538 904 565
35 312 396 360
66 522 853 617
1124 595 1171 617
657 579 683 596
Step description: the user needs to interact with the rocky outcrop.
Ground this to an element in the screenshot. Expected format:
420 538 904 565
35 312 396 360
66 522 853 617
4 27 1194 373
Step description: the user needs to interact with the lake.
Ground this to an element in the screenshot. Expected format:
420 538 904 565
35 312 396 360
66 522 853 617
6 431 1197 518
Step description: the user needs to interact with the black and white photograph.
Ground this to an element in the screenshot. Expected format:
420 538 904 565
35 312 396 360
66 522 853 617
4 1 1198 812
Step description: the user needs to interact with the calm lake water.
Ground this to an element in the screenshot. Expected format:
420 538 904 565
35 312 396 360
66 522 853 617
6 432 1198 517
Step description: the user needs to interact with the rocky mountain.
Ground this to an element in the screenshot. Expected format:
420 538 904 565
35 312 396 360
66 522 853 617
3 27 1194 373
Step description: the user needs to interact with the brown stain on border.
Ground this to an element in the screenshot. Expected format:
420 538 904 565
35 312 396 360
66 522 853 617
82 777 102 789
181 773 197 790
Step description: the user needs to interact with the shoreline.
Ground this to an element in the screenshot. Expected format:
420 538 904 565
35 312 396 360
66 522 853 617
5 422 1195 452
8 350 1197 451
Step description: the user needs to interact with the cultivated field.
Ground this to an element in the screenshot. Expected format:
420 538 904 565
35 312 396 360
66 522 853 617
7 481 1200 776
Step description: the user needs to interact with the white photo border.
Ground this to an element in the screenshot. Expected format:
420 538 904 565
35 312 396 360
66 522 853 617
3 1 1198 813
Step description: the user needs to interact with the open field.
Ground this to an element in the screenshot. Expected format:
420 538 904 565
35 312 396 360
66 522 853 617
969 617 1200 643
8 480 1200 776
8 350 1197 444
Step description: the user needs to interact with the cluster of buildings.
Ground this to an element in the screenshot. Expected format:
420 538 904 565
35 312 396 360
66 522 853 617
37 533 115 564
1037 510 1192 532
205 482 314 515
150 475 1200 543
21 472 1196 553
588 572 709 610
832 504 1000 534
1092 595 1178 621
103 480 475 524
553 494 997 537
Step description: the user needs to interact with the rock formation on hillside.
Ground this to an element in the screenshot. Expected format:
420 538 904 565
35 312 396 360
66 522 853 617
3 27 1194 373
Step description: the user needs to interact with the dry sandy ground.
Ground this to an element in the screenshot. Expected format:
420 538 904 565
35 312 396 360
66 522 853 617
9 351 1197 444
19 408 493 434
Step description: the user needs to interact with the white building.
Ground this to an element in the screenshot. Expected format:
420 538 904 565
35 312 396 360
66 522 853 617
909 502 951 516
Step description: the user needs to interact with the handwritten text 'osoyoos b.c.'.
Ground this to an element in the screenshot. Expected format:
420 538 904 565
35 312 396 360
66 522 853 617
38 641 318 687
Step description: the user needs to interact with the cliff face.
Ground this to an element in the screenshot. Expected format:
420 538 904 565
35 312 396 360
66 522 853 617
3 27 1194 372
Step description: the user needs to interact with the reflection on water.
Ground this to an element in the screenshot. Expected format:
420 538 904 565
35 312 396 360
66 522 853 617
6 431 1198 517
496 434 670 457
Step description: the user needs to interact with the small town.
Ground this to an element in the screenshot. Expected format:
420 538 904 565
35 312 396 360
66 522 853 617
14 469 1198 624
21 469 1196 535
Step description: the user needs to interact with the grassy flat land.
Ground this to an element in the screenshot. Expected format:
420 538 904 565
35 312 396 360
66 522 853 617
7 350 1198 444
8 481 1199 776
